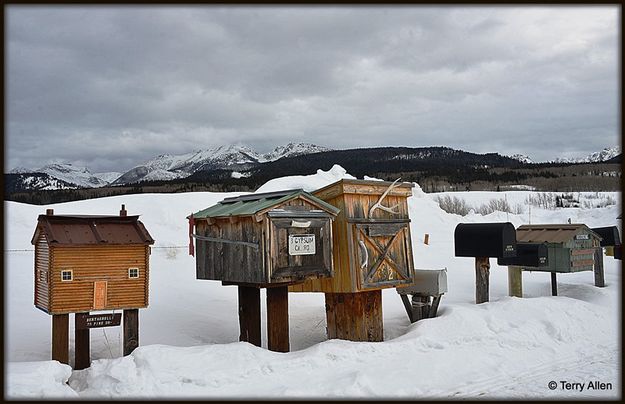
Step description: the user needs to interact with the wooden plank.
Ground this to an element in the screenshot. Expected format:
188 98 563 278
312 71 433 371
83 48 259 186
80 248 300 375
475 257 490 304
324 291 383 341
400 294 414 322
123 309 139 356
325 292 337 338
266 286 289 352
52 314 69 364
74 312 90 370
551 272 558 296
594 248 605 287
238 286 261 347
507 266 523 297
430 295 442 318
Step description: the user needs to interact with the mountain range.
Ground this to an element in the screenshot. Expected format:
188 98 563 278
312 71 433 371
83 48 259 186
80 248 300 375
7 143 329 191
6 143 620 192
507 146 621 165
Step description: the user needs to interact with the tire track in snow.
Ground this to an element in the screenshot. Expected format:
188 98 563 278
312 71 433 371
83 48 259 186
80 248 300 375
445 344 618 398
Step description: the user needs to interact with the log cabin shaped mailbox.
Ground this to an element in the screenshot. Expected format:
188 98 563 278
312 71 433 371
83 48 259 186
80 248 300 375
188 189 339 352
290 179 416 342
31 205 154 369
513 224 603 295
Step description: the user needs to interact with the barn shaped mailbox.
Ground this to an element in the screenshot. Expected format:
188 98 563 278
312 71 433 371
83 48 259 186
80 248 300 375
516 224 603 296
291 179 416 294
189 189 339 352
290 179 416 342
31 206 154 369
515 224 601 273
190 189 339 285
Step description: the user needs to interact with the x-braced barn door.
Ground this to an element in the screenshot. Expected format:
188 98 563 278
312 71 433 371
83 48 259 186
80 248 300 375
351 222 414 289
93 281 107 310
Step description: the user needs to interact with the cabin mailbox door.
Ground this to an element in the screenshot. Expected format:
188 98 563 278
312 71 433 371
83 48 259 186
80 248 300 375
349 220 414 289
268 216 333 282
93 281 107 310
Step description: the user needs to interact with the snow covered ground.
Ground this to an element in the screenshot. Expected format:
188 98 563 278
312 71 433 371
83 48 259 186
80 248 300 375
4 165 621 399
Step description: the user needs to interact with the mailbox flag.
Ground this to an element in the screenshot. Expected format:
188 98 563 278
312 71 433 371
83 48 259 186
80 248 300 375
188 214 195 257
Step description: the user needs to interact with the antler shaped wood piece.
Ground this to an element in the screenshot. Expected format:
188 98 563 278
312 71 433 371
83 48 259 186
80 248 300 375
368 178 402 217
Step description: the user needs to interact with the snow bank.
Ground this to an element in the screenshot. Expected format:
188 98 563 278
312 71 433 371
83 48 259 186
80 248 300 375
255 164 355 193
67 294 617 399
6 361 78 398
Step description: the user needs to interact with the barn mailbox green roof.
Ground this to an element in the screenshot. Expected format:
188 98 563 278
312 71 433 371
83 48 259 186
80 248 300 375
189 189 340 219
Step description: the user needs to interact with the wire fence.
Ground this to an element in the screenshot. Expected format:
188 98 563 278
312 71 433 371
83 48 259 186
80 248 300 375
4 246 188 252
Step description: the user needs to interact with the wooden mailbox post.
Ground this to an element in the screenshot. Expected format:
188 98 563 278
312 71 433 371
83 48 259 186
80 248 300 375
31 205 154 369
290 179 416 342
189 189 339 352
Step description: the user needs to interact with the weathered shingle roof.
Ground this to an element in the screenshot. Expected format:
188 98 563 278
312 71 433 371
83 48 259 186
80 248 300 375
190 189 340 219
516 224 601 244
32 215 155 246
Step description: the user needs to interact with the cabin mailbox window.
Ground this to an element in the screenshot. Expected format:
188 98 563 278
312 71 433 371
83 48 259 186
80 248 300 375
128 268 139 278
61 270 73 282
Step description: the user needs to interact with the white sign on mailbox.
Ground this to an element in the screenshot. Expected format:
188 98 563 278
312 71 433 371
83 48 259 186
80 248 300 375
288 234 316 255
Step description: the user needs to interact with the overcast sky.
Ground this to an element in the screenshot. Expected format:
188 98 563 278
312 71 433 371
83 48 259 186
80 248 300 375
6 6 620 173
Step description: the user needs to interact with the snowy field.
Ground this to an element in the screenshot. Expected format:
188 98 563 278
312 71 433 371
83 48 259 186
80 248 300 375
4 165 621 399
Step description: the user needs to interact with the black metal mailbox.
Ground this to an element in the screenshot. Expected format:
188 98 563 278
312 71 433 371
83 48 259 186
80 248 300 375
454 222 517 258
591 226 620 247
497 242 548 267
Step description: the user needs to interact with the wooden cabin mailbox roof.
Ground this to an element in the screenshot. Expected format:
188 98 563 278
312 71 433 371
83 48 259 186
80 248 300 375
190 189 340 285
32 215 155 246
515 224 601 273
31 209 154 315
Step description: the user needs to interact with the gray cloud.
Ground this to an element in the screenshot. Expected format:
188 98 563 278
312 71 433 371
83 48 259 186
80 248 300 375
6 6 619 172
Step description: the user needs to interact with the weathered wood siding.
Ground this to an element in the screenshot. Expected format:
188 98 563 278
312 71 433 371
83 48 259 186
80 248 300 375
49 245 148 314
196 217 265 283
34 234 51 312
291 181 415 293
196 197 335 285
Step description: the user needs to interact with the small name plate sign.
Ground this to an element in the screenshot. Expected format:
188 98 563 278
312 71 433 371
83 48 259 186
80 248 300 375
76 313 122 329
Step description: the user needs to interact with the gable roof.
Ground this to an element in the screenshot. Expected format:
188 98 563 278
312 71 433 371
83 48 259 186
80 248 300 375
32 214 155 246
189 189 340 219
516 224 601 244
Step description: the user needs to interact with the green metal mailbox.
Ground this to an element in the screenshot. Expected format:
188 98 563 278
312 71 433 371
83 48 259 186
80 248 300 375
515 224 602 273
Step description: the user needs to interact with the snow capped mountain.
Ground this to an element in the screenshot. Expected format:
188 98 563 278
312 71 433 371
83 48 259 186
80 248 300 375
93 171 123 184
36 163 111 188
584 146 621 163
258 142 330 162
5 172 79 191
508 154 533 164
553 146 621 164
113 143 331 185
8 166 33 174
